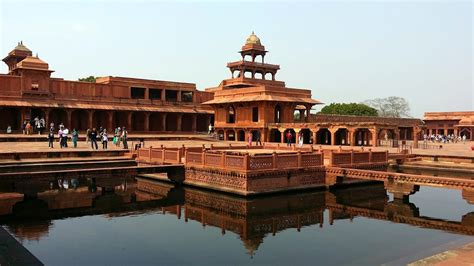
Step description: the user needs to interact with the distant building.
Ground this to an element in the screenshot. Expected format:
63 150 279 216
424 111 474 140
0 41 213 132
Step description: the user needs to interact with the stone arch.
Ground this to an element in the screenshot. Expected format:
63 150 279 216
132 112 146 131
0 107 21 130
335 128 348 145
49 109 68 127
93 111 109 130
226 130 236 141
149 113 163 132
270 129 281 143
71 109 89 131
182 114 194 132
299 128 312 144
459 127 472 140
237 130 246 141
354 128 372 146
166 113 178 131
316 128 331 145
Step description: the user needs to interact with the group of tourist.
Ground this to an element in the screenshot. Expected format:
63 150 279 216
246 131 262 146
423 134 468 144
46 123 128 150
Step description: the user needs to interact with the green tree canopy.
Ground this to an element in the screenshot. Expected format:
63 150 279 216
319 103 378 116
78 76 97 83
363 96 411 118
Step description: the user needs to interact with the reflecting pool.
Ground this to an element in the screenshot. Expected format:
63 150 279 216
0 176 472 265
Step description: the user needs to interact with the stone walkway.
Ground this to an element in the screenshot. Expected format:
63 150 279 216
409 241 474 266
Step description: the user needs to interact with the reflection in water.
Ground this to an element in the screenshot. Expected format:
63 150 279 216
0 176 472 253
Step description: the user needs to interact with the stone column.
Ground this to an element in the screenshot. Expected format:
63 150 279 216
144 113 150 132
413 127 421 148
306 106 311 122
280 129 285 143
127 112 132 130
347 129 355 146
224 130 228 141
177 90 182 102
299 110 305 122
162 113 167 131
107 112 114 131
43 109 51 128
66 109 72 128
87 110 94 129
177 114 183 132
370 127 377 147
161 89 166 102
312 130 317 145
330 128 336 146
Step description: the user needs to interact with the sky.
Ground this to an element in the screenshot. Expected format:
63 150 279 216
0 0 472 118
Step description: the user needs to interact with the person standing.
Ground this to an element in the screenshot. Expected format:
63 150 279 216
22 120 27 135
62 127 69 148
255 130 262 146
121 127 128 149
48 130 54 148
86 128 91 143
90 128 98 150
72 128 79 148
102 129 108 149
58 126 63 148
298 132 304 147
247 131 253 146
286 130 292 147
26 121 32 135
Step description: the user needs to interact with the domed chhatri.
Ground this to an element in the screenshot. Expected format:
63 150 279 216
245 31 261 45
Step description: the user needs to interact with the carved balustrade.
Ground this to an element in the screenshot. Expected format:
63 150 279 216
329 150 388 167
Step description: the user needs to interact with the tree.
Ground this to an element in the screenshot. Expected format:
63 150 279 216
78 76 96 83
363 96 410 118
319 103 378 116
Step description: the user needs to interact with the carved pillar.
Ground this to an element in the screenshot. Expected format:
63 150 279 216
107 111 114 131
144 113 150 132
177 90 182 102
348 129 355 146
306 106 311 122
413 127 420 148
161 89 166 102
312 130 317 145
43 109 51 128
224 130 228 141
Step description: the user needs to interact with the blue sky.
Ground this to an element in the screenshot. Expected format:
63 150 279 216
1 0 472 117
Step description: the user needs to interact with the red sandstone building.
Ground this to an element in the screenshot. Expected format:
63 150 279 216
424 111 474 140
204 33 423 147
0 42 213 132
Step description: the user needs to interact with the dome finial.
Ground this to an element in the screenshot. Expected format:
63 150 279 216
245 31 261 45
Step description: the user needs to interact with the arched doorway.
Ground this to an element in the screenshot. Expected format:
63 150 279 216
335 128 348 145
226 130 236 141
93 111 109 130
316 128 331 145
300 128 312 144
71 109 89 131
237 130 245 141
49 109 68 127
30 108 46 122
270 129 281 143
149 113 163 132
182 114 193 132
251 130 261 141
460 128 472 140
166 113 178 131
354 128 372 146
0 107 21 130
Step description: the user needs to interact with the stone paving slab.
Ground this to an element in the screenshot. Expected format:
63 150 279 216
409 241 474 266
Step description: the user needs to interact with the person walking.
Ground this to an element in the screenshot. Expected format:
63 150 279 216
72 128 79 148
90 128 98 150
102 129 108 149
115 127 121 147
121 127 128 149
48 130 54 148
286 130 292 147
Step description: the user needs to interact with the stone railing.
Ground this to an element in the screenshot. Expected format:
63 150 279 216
328 150 388 167
185 150 324 173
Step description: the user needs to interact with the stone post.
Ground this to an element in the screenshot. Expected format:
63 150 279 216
330 128 336 146
192 115 197 132
87 110 94 129
177 114 183 132
107 112 114 131
370 127 377 147
280 129 285 143
161 89 166 102
162 113 167 131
